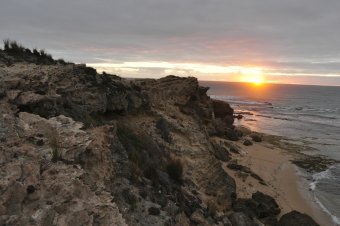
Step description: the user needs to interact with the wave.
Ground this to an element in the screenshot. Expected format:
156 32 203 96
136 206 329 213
310 165 340 225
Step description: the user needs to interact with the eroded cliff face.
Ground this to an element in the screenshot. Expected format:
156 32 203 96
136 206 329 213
0 57 240 225
2 47 301 226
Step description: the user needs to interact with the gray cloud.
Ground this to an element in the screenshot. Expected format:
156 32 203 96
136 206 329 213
1 0 340 84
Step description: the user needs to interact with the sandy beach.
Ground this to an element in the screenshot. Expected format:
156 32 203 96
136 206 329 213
223 137 335 226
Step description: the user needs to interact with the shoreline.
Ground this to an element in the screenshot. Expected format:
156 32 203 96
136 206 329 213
223 136 335 226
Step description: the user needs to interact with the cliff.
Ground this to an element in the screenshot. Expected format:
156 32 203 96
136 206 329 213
0 43 319 226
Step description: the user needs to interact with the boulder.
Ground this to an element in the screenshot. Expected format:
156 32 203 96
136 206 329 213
228 212 255 226
278 211 320 226
252 191 280 217
243 139 253 146
232 192 280 220
211 140 231 162
250 134 262 142
212 100 234 118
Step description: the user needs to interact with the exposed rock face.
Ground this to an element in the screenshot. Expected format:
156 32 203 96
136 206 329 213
0 48 320 226
0 63 146 124
0 111 127 226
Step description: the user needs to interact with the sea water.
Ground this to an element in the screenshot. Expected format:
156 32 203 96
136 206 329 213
200 81 340 225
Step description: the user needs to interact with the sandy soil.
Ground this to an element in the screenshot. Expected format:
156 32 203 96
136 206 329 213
223 140 334 226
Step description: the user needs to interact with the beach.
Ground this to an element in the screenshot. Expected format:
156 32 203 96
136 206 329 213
223 133 335 226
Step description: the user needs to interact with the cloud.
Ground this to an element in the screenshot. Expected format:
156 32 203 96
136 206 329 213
1 0 340 84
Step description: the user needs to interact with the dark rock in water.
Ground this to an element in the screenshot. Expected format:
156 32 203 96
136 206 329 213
252 191 280 217
212 99 234 118
291 155 339 173
228 212 255 226
295 107 303 111
148 207 161 216
278 211 320 226
250 134 262 142
243 139 253 146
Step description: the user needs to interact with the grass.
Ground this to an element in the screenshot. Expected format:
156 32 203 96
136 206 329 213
117 125 166 184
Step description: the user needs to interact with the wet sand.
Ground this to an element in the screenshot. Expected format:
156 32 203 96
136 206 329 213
223 140 334 226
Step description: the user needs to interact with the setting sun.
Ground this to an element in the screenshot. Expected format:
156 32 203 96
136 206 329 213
239 67 265 85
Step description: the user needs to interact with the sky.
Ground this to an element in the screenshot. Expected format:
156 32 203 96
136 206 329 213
1 0 340 85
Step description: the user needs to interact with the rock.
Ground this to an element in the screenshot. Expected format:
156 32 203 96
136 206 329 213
291 155 338 173
148 207 161 216
225 128 240 141
243 139 253 146
227 163 244 171
251 191 280 217
228 212 255 226
1 48 243 225
232 192 280 221
212 100 234 118
211 139 231 162
224 142 241 154
278 211 320 226
250 134 262 142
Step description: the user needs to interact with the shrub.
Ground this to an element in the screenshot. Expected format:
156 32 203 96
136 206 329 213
33 48 40 56
3 39 10 50
39 49 46 56
3 39 25 53
166 158 183 183
57 58 66 65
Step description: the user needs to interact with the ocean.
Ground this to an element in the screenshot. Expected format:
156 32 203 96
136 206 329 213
200 81 340 225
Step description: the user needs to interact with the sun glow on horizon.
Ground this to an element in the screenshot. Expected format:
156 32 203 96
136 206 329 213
239 67 265 85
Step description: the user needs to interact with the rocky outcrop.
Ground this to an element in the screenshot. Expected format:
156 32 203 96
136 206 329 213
0 111 127 226
0 63 146 125
278 211 320 226
0 45 320 226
